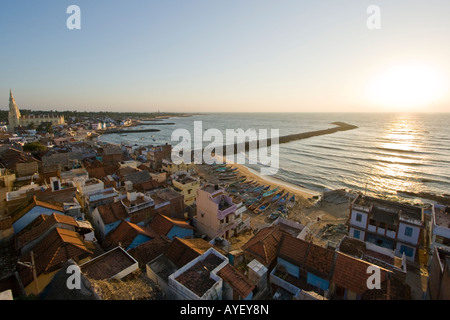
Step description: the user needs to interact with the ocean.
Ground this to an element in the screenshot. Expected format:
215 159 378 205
97 112 450 202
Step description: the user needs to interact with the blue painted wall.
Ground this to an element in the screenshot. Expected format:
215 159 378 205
277 257 300 278
127 234 153 250
13 206 64 234
166 226 193 240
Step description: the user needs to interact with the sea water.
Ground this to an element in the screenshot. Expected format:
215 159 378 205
98 112 450 200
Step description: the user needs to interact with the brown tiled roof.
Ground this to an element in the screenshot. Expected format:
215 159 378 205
304 243 335 277
15 213 78 251
11 196 65 224
277 233 310 266
217 264 255 298
332 252 389 295
242 226 282 266
103 220 159 250
149 214 193 236
86 167 107 180
135 180 161 192
128 236 171 267
80 247 137 280
0 148 40 170
96 201 127 225
165 237 213 268
17 228 92 287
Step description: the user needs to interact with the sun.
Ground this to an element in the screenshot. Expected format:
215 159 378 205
365 63 447 111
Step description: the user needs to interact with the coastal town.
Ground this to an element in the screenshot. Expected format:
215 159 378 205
0 92 449 301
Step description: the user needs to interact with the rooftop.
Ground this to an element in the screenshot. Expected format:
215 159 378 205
434 204 450 229
174 251 225 297
353 195 423 223
80 247 138 280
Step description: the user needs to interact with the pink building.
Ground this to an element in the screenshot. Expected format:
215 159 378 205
195 185 238 240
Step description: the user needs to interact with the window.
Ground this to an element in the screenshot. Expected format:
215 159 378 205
356 213 362 222
404 226 413 237
399 245 414 257
353 229 361 239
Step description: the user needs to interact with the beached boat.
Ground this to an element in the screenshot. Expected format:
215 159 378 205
219 176 237 181
268 211 280 220
286 195 296 208
248 199 263 210
254 202 270 214
277 192 290 205
228 178 246 187
252 185 265 193
270 190 284 203
262 186 279 198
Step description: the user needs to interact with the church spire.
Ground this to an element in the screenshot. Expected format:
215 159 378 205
8 89 21 131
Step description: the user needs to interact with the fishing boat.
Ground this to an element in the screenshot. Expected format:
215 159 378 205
286 195 296 209
219 175 238 180
248 199 262 210
277 192 290 205
268 211 280 220
254 202 270 214
252 185 265 193
228 178 247 187
262 186 279 198
270 190 285 203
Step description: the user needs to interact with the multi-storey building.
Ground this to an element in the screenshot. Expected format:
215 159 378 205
347 194 424 262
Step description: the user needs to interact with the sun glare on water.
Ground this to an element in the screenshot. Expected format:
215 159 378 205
366 63 447 112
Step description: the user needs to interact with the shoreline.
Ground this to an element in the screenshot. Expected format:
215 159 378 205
216 155 321 203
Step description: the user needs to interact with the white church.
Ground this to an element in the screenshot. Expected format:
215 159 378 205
7 90 65 132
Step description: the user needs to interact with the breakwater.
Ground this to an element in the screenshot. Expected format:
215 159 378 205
209 121 359 155
97 128 161 135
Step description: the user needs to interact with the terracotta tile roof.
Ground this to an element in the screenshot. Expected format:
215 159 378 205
80 247 137 280
96 201 127 225
15 213 78 251
165 237 213 268
332 252 389 295
217 263 255 298
242 226 282 266
17 228 92 287
277 233 310 266
103 220 159 250
86 167 107 180
127 236 171 267
304 244 335 277
11 196 65 224
0 148 40 170
149 214 193 236
135 180 161 192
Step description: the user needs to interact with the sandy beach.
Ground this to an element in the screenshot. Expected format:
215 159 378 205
197 157 351 248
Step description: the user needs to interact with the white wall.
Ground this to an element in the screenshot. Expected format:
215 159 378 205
349 209 368 229
397 222 420 245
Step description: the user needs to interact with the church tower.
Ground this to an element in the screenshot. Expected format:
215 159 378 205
8 90 21 132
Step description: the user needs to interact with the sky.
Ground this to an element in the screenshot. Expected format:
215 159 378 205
1 0 450 113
